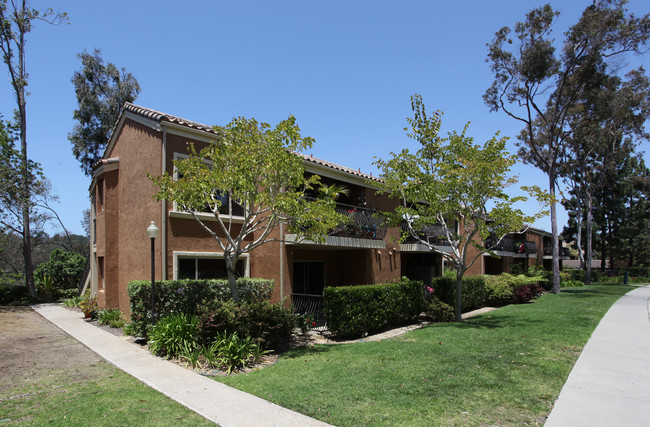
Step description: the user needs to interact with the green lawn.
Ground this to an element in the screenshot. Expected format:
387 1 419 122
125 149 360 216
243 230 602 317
218 284 632 426
0 360 213 426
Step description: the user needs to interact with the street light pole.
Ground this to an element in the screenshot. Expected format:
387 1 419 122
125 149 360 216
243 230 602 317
146 221 159 324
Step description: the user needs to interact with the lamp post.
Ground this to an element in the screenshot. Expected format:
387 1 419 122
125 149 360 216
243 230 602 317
146 221 159 324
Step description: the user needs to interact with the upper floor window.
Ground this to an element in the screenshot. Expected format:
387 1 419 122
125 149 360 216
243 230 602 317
172 153 245 218
97 179 104 212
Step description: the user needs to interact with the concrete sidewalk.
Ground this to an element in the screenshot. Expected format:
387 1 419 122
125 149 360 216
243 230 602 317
32 304 331 427
545 285 650 427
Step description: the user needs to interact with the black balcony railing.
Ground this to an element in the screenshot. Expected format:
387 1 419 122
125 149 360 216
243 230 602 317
329 202 388 240
400 221 451 246
486 236 516 252
292 293 327 331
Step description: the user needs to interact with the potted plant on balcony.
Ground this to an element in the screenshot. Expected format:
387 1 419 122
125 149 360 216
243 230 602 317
79 290 97 319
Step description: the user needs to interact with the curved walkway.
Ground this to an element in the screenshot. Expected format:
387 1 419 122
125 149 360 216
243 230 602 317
545 285 650 427
32 303 331 427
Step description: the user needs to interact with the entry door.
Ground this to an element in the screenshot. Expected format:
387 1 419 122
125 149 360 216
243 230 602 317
293 261 325 295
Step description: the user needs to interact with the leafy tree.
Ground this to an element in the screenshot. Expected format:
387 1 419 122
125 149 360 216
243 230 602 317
34 248 85 290
69 48 140 176
374 95 548 321
484 0 649 292
0 1 67 298
561 67 649 283
151 115 344 301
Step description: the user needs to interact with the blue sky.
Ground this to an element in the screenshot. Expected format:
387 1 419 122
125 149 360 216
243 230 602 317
1 0 648 236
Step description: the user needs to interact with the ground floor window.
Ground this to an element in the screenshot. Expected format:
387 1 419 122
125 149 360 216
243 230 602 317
293 261 325 295
175 253 247 280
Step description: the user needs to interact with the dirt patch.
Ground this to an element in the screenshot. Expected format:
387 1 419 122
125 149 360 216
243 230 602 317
0 305 105 398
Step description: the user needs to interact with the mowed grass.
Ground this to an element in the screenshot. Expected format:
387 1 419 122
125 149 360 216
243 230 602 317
218 284 632 426
0 361 213 426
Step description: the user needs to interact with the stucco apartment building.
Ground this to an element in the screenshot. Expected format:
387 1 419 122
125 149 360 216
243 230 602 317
89 103 455 315
89 103 562 316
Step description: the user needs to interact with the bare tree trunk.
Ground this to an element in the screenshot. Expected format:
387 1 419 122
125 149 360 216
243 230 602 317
18 75 35 300
550 172 561 293
225 253 240 302
585 193 593 285
454 272 463 322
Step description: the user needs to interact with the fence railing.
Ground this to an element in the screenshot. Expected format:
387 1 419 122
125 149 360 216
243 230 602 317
400 221 451 246
292 293 328 332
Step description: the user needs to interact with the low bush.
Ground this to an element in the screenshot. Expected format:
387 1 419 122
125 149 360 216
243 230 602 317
62 295 82 308
97 308 126 328
0 273 27 304
127 278 274 338
323 279 424 339
199 299 297 350
432 275 487 312
561 280 585 288
425 297 454 322
148 313 200 358
511 283 545 304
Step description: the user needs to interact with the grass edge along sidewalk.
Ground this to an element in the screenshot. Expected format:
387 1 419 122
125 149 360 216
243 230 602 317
218 284 633 426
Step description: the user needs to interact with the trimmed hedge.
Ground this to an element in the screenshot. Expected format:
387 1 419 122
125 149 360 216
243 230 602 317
323 279 425 339
127 278 273 338
431 275 487 312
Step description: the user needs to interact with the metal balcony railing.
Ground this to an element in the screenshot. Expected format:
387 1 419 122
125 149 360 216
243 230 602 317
400 221 451 246
292 293 327 331
485 236 516 252
323 201 388 240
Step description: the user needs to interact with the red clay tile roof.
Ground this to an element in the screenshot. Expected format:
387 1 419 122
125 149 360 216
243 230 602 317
122 102 382 183
123 102 221 135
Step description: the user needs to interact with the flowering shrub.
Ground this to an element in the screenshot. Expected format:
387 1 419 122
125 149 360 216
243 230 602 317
511 283 545 304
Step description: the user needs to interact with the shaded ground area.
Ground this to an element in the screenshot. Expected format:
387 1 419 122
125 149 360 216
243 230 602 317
0 305 103 389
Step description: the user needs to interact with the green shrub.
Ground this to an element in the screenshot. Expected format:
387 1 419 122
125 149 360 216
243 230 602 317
97 308 126 328
567 268 585 282
525 266 553 290
62 295 82 308
34 249 85 293
484 274 517 306
206 331 267 374
0 273 27 304
127 278 274 338
148 313 200 358
199 299 295 350
323 279 424 339
432 275 487 312
425 297 454 322
560 280 584 288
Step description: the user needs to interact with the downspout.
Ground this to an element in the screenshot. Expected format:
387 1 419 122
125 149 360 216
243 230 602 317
280 222 284 301
161 125 168 280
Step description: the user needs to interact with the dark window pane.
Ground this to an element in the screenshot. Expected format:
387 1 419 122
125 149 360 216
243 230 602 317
231 200 245 217
293 262 306 294
178 258 196 279
307 262 325 295
198 258 226 279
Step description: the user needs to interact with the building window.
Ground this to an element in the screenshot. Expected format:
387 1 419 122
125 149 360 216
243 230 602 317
174 253 248 280
97 179 104 211
172 153 244 218
293 261 325 295
97 256 105 290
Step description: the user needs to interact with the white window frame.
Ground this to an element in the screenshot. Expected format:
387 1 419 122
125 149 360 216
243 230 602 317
173 251 250 280
169 152 246 223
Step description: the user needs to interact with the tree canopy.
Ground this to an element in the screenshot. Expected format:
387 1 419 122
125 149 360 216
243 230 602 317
69 49 140 176
150 115 343 300
484 0 649 291
374 94 548 321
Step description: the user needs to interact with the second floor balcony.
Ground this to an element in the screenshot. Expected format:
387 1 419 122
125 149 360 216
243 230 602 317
330 202 388 240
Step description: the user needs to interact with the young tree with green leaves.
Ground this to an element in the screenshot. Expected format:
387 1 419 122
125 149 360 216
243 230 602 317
484 0 649 293
69 48 140 176
0 1 67 298
150 115 344 301
374 95 548 321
